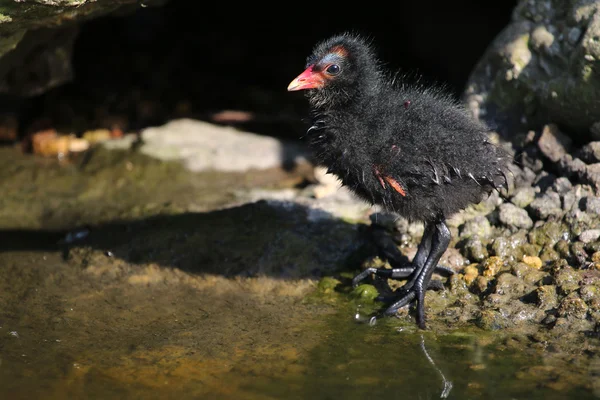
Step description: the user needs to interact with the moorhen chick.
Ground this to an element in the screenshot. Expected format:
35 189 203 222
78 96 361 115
288 33 510 329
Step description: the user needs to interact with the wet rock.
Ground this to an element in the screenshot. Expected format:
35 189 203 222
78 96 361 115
139 119 308 172
534 285 558 310
553 265 582 295
464 0 600 140
462 236 489 262
579 229 600 244
512 262 546 286
498 202 533 229
460 215 492 238
476 309 512 331
570 242 589 267
491 232 527 262
509 186 536 208
557 293 588 319
527 221 567 250
482 256 505 278
472 275 493 295
529 191 562 220
578 142 600 164
555 240 571 260
494 272 530 298
540 247 560 263
462 264 480 285
537 124 572 163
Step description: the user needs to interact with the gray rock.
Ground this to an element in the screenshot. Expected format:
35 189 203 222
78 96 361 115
529 191 562 220
464 0 600 140
139 119 308 173
581 196 600 214
499 202 534 229
537 124 572 163
579 229 600 244
552 176 573 194
577 141 600 164
460 215 492 238
584 163 600 194
510 186 537 208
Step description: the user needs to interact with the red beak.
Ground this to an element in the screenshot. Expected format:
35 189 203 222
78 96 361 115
287 65 324 91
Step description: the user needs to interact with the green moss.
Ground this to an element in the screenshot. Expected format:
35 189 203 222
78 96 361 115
317 277 342 294
350 284 379 302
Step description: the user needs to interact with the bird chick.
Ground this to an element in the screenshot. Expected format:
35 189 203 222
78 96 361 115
288 33 511 329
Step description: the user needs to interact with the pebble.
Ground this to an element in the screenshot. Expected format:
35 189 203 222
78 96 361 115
510 186 537 208
498 202 533 229
529 192 562 220
579 229 600 244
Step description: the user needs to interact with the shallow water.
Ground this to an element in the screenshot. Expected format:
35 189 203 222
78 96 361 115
1 145 599 399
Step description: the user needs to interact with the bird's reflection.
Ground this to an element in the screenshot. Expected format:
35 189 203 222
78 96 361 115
419 334 453 399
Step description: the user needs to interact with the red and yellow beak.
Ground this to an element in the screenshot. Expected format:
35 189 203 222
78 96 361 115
287 65 324 91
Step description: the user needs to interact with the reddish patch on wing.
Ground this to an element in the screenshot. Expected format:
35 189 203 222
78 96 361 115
373 165 387 189
383 175 407 196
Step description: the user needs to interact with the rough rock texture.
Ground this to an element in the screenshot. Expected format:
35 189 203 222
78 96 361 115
464 0 600 141
0 0 155 95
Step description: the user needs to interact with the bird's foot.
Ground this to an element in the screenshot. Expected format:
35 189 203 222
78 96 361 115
382 282 428 329
351 264 453 288
375 279 444 303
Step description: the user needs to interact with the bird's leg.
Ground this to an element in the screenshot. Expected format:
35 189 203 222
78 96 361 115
383 220 451 329
352 223 452 288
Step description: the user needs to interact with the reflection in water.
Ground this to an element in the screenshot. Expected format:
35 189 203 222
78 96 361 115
419 334 453 399
354 308 453 399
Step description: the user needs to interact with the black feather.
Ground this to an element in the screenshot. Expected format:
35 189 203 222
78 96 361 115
297 32 512 224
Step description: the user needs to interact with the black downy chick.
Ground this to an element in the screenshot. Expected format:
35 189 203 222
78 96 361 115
288 33 510 329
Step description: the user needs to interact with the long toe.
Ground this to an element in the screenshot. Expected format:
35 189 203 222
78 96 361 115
383 290 417 316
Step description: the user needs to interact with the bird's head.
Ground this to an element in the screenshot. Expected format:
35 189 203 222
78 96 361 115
287 33 381 107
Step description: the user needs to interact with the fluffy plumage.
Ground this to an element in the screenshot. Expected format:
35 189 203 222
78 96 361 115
288 33 510 328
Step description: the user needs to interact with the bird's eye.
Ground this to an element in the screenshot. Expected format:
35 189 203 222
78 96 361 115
325 64 341 75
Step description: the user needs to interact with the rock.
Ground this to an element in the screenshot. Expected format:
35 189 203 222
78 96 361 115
558 155 588 180
584 163 600 193
482 256 505 277
0 1 147 96
557 293 588 319
529 191 562 220
498 202 534 229
460 215 492 238
579 229 600 244
522 255 543 269
462 264 480 285
581 196 600 214
464 0 600 140
537 124 572 163
139 119 308 172
462 236 489 262
510 186 537 208
551 177 573 194
534 285 558 310
578 141 600 164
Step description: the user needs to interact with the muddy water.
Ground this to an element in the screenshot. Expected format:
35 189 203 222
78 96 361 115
1 145 599 399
